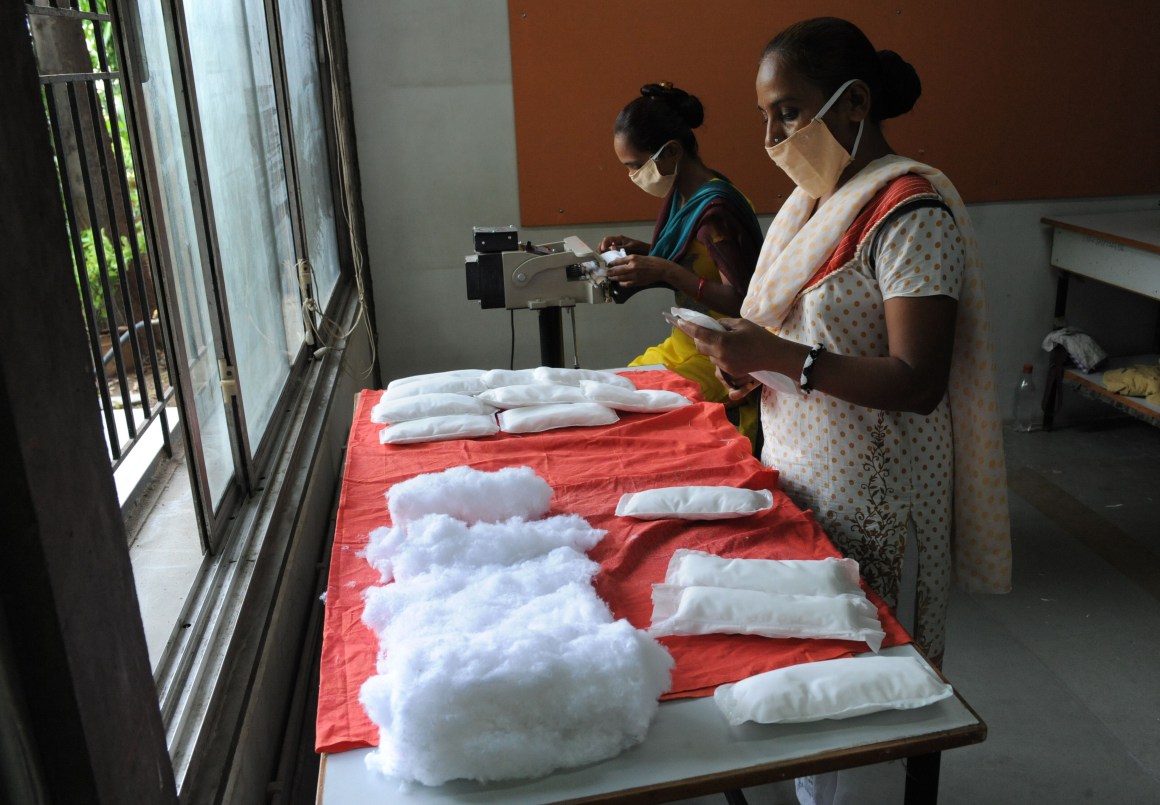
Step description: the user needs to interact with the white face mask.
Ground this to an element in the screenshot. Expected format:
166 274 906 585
765 79 864 199
630 142 678 198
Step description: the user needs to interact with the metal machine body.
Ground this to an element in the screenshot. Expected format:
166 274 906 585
466 227 619 367
465 226 666 366
465 228 612 311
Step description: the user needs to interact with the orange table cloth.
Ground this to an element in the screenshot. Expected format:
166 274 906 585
316 370 910 754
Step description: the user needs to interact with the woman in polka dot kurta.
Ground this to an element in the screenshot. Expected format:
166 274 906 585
677 18 1011 666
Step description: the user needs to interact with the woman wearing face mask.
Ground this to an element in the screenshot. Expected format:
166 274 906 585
675 18 1011 670
599 83 763 425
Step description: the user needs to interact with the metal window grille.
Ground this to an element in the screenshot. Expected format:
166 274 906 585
27 0 174 472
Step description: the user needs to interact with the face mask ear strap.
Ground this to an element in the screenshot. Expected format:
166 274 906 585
850 118 865 160
815 78 858 120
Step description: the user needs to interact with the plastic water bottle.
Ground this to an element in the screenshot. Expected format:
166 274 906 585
1013 364 1038 432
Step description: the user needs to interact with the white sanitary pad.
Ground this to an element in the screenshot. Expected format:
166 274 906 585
533 366 636 389
498 402 619 433
371 391 497 424
380 373 488 399
664 550 863 597
648 585 885 651
668 307 798 394
616 486 774 520
480 368 542 388
386 368 486 390
378 414 498 445
580 380 692 412
714 655 953 725
477 383 590 409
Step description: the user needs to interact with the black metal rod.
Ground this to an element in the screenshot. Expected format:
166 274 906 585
537 307 564 368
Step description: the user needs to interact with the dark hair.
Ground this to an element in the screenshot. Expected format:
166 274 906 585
614 83 704 158
762 17 921 122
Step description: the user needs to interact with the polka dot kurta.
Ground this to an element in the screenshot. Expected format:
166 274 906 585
761 204 962 661
742 157 1012 665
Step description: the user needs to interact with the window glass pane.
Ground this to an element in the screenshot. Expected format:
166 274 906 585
137 0 233 509
281 0 341 311
184 0 301 448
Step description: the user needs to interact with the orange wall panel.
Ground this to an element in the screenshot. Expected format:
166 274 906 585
509 1 1160 226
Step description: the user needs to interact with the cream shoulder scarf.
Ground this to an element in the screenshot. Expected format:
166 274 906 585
742 155 1012 593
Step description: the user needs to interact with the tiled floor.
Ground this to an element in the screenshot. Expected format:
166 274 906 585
675 414 1160 804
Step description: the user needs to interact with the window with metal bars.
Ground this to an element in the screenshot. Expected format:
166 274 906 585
22 4 372 795
29 0 175 474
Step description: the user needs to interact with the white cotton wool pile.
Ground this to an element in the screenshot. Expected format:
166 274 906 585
358 464 674 786
372 580 617 673
360 613 673 786
386 464 552 527
361 547 604 636
363 512 606 582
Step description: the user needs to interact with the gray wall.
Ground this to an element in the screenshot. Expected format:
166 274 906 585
343 0 1159 420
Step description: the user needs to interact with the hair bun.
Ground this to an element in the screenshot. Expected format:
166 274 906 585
639 82 705 129
876 50 921 119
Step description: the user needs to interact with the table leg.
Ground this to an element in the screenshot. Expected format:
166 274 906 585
1043 345 1067 431
1043 272 1071 430
903 752 941 805
723 790 750 805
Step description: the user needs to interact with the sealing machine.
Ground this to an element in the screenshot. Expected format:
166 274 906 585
466 226 653 367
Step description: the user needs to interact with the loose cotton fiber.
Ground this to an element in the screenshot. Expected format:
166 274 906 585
360 617 672 785
359 465 673 786
386 465 552 526
363 513 606 582
361 548 604 636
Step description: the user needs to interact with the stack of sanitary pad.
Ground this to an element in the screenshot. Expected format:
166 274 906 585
373 367 692 444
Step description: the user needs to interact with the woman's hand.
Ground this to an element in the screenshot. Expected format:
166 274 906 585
675 316 792 378
606 254 679 288
598 235 650 255
714 366 761 401
678 297 960 415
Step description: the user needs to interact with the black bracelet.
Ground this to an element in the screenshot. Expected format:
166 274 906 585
799 343 826 394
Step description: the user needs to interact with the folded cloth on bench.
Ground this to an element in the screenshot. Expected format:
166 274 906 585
316 369 911 753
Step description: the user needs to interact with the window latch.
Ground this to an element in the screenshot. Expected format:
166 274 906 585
219 359 239 402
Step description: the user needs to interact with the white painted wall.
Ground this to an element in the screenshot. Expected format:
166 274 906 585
343 0 1158 421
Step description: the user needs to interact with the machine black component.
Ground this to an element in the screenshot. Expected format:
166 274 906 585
473 225 518 254
465 252 507 309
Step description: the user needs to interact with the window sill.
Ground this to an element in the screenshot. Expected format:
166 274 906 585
122 422 205 671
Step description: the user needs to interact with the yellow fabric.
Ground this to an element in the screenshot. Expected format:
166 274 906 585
632 233 729 403
631 216 761 450
741 155 1012 595
630 326 728 403
735 396 759 450
1103 364 1160 398
629 327 760 452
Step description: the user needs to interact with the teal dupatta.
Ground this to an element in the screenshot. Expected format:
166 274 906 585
649 176 762 263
